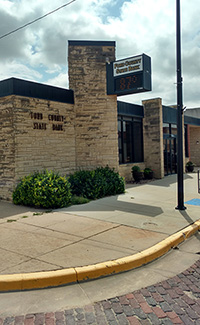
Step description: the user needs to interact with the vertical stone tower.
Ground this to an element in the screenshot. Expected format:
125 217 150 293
142 98 164 178
68 40 119 171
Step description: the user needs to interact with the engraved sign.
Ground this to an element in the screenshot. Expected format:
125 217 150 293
30 112 65 131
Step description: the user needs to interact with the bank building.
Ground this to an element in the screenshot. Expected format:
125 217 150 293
0 40 200 200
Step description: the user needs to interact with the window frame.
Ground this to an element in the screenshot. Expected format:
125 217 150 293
118 115 144 164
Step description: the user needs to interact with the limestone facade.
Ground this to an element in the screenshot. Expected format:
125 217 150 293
0 40 119 200
0 96 15 200
0 95 75 200
189 126 200 165
143 98 164 179
68 41 119 171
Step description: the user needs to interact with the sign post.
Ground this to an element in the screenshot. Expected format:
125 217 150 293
176 0 186 210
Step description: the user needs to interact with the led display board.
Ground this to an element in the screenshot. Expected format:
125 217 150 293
106 54 152 96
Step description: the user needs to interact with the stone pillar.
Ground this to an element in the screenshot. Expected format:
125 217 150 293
189 126 200 165
68 40 119 171
0 97 15 200
182 114 186 169
142 98 164 178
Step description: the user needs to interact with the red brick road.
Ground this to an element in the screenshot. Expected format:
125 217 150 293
1 259 200 324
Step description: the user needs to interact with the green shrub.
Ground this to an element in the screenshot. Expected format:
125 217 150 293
94 166 125 197
13 170 71 209
68 166 125 200
68 170 95 199
186 161 195 167
13 167 125 209
132 165 141 173
144 167 153 180
144 167 153 175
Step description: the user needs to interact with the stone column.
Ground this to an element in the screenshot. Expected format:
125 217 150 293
142 98 164 178
0 97 15 200
189 126 200 165
68 40 119 171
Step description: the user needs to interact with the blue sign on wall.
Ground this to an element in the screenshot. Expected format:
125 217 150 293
107 54 152 96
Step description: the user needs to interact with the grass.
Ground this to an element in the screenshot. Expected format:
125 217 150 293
71 195 90 205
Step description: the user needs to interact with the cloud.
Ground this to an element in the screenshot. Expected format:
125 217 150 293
46 71 69 88
0 60 42 81
0 0 200 107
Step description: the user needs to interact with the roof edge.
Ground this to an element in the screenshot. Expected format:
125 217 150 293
0 77 74 104
68 40 116 47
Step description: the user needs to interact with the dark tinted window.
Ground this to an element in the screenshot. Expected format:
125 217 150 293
118 116 143 164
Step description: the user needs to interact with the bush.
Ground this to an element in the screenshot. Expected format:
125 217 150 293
13 170 71 209
186 161 195 167
68 166 125 200
186 161 195 172
131 165 143 182
68 170 95 199
144 168 153 180
12 167 125 209
131 165 141 172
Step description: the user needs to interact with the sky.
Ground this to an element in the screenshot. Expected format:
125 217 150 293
0 0 200 108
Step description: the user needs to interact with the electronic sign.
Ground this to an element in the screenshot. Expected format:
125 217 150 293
106 54 152 96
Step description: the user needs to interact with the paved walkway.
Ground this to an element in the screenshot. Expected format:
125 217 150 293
0 174 199 276
0 173 200 321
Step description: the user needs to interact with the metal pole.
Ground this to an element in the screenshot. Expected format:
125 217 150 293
176 0 186 210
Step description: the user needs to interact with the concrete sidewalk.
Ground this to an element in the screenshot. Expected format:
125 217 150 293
0 173 200 288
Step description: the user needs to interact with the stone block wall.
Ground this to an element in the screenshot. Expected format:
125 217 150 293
68 41 119 171
142 98 164 178
0 97 15 200
0 95 76 200
14 97 76 178
189 126 200 166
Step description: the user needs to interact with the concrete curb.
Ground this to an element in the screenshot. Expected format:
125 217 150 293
0 219 199 292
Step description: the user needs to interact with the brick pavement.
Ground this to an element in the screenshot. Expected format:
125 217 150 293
0 259 200 324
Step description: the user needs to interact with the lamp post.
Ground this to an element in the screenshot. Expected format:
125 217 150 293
176 0 186 210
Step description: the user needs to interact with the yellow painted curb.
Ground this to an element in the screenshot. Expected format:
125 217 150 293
0 268 77 292
0 219 199 292
76 220 200 282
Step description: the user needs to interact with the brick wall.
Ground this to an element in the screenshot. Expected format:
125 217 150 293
68 41 119 171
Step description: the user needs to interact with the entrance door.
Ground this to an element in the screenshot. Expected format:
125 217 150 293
164 136 177 175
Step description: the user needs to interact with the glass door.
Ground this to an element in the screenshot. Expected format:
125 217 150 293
164 136 177 175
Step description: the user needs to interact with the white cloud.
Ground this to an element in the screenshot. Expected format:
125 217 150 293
0 60 42 81
46 71 69 88
0 0 200 107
